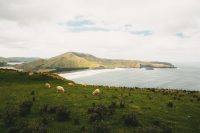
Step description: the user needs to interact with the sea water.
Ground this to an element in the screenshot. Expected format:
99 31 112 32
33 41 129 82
59 63 200 91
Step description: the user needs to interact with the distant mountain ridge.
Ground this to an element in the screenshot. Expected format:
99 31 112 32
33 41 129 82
16 52 175 72
0 57 40 63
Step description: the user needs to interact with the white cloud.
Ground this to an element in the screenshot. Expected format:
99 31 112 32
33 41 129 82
0 0 200 62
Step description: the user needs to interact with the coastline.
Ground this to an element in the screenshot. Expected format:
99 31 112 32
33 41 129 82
58 66 200 91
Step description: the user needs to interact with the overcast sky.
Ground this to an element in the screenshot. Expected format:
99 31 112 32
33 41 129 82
0 0 200 62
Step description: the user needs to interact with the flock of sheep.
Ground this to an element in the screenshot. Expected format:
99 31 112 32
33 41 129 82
28 72 100 95
45 83 100 95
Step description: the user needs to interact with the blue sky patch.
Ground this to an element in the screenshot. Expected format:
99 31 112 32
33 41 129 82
176 32 185 38
130 30 153 36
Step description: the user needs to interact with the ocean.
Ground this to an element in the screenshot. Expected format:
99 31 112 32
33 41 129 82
59 63 200 91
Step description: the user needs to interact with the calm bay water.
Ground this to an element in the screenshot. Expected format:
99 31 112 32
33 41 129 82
59 63 200 91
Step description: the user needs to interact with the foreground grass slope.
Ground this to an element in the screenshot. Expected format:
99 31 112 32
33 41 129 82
0 69 200 133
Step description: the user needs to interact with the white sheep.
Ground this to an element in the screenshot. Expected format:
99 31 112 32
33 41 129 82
29 72 34 76
68 82 75 86
83 84 87 87
56 86 65 93
92 89 100 96
45 83 51 88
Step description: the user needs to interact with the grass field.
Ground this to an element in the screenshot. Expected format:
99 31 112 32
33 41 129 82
0 69 200 133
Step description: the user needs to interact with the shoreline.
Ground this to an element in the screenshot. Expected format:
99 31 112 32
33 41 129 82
57 67 200 91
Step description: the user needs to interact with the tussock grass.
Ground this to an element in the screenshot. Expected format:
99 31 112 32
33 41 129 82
0 69 200 133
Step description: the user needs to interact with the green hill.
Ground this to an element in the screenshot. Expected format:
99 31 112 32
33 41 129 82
17 52 175 72
0 69 199 133
0 57 40 63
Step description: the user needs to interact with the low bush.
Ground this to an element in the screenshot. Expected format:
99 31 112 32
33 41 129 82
55 106 70 121
87 104 115 122
120 101 125 108
30 90 35 95
166 101 173 108
73 117 80 125
32 96 36 102
163 126 172 133
80 125 88 133
108 101 117 109
197 97 200 101
137 126 162 133
39 104 49 114
7 126 19 133
18 119 48 133
48 105 59 114
19 100 33 116
39 116 49 125
123 112 139 127
3 107 18 127
90 121 110 133
89 113 102 122
153 120 160 126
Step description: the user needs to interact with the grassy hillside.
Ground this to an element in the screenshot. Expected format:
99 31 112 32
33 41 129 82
0 69 199 133
17 52 175 72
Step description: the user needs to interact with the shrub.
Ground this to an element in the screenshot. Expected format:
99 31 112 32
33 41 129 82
123 112 139 127
111 95 118 99
92 103 96 107
163 127 172 133
87 107 94 114
48 105 59 114
90 121 110 133
80 125 88 133
39 104 49 114
166 101 173 108
7 126 19 133
108 101 117 109
18 119 48 133
120 101 125 108
30 90 35 95
3 107 18 127
153 120 160 126
197 97 200 101
88 104 114 122
73 117 80 125
32 97 36 102
39 116 49 125
138 126 162 133
89 113 102 122
19 101 33 116
55 106 70 121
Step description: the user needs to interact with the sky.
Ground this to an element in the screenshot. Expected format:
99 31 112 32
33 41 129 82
0 0 200 62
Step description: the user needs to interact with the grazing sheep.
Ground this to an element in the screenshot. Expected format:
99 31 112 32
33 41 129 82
56 86 65 93
68 82 75 86
45 83 51 88
92 89 100 96
82 84 87 87
29 72 34 76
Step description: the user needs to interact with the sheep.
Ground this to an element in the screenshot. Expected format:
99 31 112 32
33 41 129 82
56 86 65 93
68 82 75 86
29 72 34 76
82 84 87 87
92 89 100 96
45 83 51 88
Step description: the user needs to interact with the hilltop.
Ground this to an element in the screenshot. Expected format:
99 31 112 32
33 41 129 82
0 57 40 63
16 52 175 72
0 69 199 133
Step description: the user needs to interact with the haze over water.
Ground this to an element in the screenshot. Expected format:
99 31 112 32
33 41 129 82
60 63 200 91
